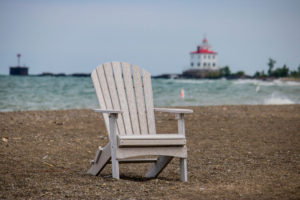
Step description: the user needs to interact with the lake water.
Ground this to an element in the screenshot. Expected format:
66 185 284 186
0 75 300 111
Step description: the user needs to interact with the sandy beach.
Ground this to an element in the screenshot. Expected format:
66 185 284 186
0 105 299 199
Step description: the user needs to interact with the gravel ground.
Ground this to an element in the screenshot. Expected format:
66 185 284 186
1 105 300 199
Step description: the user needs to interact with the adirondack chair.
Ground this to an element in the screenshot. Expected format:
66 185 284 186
88 62 193 181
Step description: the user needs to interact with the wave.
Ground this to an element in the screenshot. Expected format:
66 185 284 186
162 78 300 87
164 78 226 85
280 80 300 86
264 94 295 105
233 79 300 87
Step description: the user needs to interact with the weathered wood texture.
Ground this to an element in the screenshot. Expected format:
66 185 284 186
116 145 187 159
143 70 156 134
91 70 110 133
132 65 148 134
154 108 193 114
88 142 111 176
89 62 191 181
109 113 119 179
91 146 103 164
118 134 186 147
145 156 173 178
112 62 133 135
92 62 157 136
104 63 125 135
122 63 140 135
180 158 188 182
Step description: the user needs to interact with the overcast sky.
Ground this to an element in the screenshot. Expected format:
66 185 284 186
0 0 299 75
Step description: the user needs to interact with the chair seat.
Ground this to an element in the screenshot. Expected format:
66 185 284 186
117 134 186 147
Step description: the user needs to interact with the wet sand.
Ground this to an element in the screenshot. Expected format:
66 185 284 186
1 105 300 199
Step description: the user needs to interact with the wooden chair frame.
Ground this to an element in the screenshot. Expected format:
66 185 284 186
87 62 192 181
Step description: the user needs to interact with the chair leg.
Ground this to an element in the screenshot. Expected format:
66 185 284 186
111 158 120 179
180 158 187 182
108 113 119 179
145 156 173 178
88 142 111 176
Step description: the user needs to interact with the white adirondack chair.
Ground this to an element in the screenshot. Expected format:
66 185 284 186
88 62 193 181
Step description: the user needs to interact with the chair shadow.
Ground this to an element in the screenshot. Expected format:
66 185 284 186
95 173 177 182
120 174 178 182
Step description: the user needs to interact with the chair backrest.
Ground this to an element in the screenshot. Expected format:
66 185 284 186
91 62 156 136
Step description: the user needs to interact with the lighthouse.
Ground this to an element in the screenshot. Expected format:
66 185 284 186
9 54 29 75
183 38 220 78
190 38 218 69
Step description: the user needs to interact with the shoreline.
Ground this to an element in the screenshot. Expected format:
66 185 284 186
1 103 300 113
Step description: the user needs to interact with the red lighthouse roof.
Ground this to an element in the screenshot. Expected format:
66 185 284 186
191 48 217 54
190 38 217 54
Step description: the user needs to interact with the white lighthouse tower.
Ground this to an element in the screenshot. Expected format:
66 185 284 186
183 38 219 78
190 38 218 69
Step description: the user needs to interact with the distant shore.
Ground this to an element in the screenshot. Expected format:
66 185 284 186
1 105 300 199
33 72 91 77
4 72 300 82
1 72 91 77
279 77 300 82
152 73 300 82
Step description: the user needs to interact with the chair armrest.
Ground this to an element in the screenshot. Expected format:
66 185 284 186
154 108 191 136
154 108 193 114
93 109 123 114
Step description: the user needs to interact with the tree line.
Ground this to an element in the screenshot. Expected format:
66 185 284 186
219 58 300 79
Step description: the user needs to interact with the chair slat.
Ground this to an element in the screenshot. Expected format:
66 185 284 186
96 65 119 134
112 62 133 135
142 69 156 134
122 63 140 135
103 63 125 135
132 65 148 134
91 70 110 134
